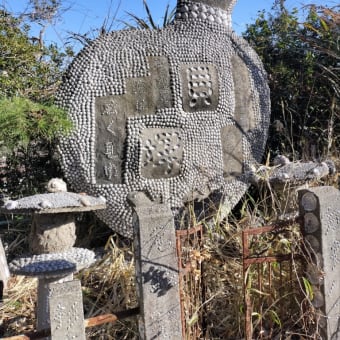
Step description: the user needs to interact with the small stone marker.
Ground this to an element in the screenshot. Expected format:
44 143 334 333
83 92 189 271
49 280 85 340
128 192 182 340
299 186 340 339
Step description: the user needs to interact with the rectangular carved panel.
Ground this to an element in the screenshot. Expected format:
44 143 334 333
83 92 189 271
95 56 172 184
140 128 184 179
231 54 256 132
221 125 243 178
181 64 219 113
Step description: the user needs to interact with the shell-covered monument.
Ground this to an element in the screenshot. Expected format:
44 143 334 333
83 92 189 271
57 0 271 238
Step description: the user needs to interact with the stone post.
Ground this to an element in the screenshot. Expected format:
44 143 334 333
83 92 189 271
128 192 182 340
299 186 340 339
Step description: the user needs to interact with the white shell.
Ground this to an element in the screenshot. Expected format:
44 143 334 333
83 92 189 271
47 178 67 193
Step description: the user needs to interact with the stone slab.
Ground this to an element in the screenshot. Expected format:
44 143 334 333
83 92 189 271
0 192 106 215
299 186 340 339
49 280 85 340
9 248 95 278
129 192 182 340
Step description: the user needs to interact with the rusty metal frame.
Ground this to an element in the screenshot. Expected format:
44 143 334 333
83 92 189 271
242 219 301 340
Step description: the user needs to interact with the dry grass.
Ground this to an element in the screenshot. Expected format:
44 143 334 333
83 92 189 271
81 236 138 340
0 172 336 339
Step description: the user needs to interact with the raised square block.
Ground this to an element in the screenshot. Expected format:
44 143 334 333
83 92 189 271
140 128 184 179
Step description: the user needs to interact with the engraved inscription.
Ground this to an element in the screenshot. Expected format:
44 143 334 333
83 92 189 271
140 128 184 179
135 199 182 339
53 301 81 333
104 141 115 159
104 161 118 180
95 56 173 184
96 96 126 184
181 64 218 112
49 280 85 340
330 240 340 271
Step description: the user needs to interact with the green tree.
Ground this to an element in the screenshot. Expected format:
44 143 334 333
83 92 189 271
243 3 339 160
0 8 72 198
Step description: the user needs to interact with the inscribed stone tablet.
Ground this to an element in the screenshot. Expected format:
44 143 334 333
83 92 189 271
49 280 85 340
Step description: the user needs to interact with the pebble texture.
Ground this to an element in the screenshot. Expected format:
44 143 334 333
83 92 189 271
1 192 106 214
57 0 270 238
250 161 334 185
9 248 95 278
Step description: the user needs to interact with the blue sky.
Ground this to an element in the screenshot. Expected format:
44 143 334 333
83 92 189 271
3 0 337 51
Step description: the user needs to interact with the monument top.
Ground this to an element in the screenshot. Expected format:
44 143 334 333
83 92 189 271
178 0 237 12
175 0 237 27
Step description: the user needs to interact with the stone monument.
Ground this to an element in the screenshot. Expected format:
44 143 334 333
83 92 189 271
57 1 271 338
57 0 271 239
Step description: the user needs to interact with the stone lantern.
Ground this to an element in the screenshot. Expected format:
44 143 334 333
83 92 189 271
0 179 106 339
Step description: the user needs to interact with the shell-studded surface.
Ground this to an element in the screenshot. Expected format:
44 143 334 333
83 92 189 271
57 2 270 238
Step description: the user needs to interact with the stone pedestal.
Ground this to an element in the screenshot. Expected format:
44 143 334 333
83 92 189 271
45 279 85 340
9 248 95 339
37 275 75 331
129 192 182 340
299 186 340 339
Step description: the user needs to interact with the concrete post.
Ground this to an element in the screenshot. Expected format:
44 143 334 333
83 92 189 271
299 186 340 339
128 192 182 340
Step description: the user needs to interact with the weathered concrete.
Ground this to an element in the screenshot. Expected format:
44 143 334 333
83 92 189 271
128 192 182 340
299 186 340 339
49 279 86 340
29 213 76 254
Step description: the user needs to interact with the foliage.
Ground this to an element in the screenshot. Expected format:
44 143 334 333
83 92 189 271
124 0 175 29
0 97 71 151
0 97 72 198
243 3 340 161
0 9 72 102
0 8 73 198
